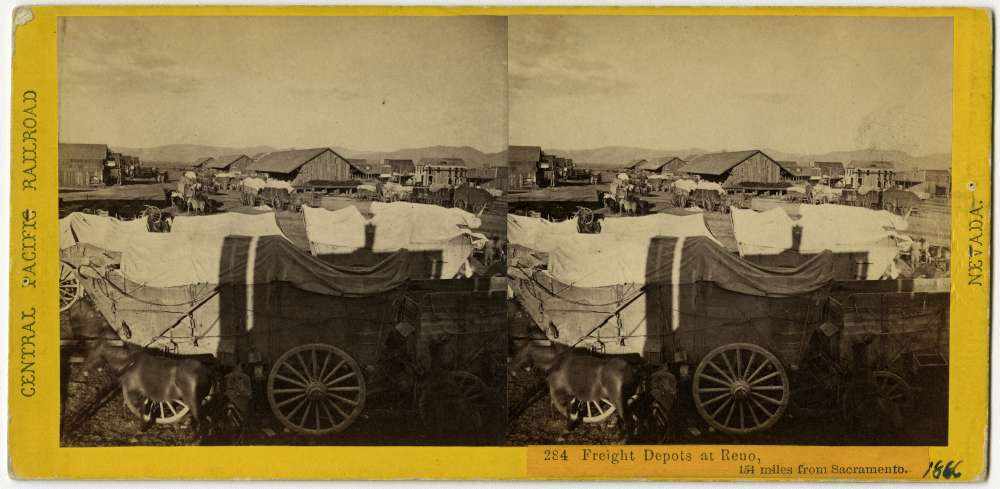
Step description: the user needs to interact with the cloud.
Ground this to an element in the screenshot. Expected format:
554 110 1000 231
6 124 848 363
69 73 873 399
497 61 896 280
509 18 636 98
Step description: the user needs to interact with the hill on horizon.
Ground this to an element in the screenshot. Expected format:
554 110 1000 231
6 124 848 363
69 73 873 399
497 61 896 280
542 146 951 171
109 143 504 168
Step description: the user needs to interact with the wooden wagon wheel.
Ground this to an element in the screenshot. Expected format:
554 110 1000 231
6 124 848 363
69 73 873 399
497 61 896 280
125 397 190 424
692 343 790 435
577 207 594 226
59 260 83 312
267 343 366 435
872 370 913 409
417 370 490 432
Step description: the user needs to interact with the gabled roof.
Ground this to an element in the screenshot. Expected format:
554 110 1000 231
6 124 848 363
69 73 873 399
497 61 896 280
814 161 846 176
346 159 370 172
206 154 249 170
507 145 542 163
59 143 110 161
383 159 415 174
246 147 334 174
624 159 647 169
849 160 895 170
418 158 466 167
193 157 214 166
679 150 766 175
640 157 685 172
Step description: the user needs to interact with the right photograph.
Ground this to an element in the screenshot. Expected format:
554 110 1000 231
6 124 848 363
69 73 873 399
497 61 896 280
504 16 952 446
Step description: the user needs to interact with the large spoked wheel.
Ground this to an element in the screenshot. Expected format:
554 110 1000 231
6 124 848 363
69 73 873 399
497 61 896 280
552 396 617 423
125 398 190 424
692 343 790 435
577 207 594 226
873 371 913 409
417 370 490 432
59 260 83 312
267 343 366 435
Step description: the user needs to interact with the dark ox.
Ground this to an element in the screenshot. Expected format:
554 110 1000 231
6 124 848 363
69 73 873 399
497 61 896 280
82 341 215 438
512 340 638 440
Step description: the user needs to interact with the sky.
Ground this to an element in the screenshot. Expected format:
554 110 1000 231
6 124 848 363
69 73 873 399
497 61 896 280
59 16 508 153
509 16 953 156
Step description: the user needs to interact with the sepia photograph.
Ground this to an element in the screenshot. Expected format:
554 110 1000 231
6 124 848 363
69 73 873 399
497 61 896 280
57 16 509 447
504 15 953 446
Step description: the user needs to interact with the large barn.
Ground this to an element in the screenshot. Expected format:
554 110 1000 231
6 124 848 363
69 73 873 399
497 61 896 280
679 150 790 186
246 147 355 187
59 143 110 188
640 156 686 175
206 154 253 174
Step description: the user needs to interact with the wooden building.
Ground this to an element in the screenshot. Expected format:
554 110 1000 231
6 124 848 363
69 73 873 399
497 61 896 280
779 162 822 183
624 159 647 171
814 161 846 185
206 154 253 174
415 158 467 186
59 143 111 188
193 156 215 169
383 159 416 178
639 157 686 175
246 147 355 187
679 150 790 186
507 145 542 189
845 161 896 189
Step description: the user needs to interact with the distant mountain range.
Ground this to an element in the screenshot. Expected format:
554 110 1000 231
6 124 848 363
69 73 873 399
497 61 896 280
111 144 506 168
111 143 951 172
541 146 952 171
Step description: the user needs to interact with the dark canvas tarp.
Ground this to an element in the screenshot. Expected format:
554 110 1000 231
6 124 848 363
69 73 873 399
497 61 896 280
643 236 837 297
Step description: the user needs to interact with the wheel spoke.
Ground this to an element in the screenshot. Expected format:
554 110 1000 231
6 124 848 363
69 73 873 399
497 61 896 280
317 351 332 383
166 402 177 416
698 387 730 393
298 400 312 427
751 391 783 405
738 402 745 429
321 360 346 384
329 386 361 392
750 396 774 419
324 396 350 420
723 402 736 426
701 391 732 406
285 396 308 420
735 349 742 379
586 401 593 418
295 352 314 382
328 371 357 386
746 358 769 383
710 397 733 419
273 387 307 394
276 392 306 408
159 402 166 419
708 361 735 384
283 362 311 386
319 397 337 425
720 351 737 381
699 372 732 387
750 371 781 386
275 373 308 388
743 351 756 381
747 399 761 426
327 392 359 406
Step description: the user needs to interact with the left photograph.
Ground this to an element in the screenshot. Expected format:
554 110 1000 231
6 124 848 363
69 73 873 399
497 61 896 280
57 16 509 446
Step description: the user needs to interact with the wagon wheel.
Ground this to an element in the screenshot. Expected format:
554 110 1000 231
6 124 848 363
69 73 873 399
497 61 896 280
692 343 790 435
125 398 190 424
454 199 467 211
59 260 83 312
267 343 366 435
577 207 594 226
872 371 913 409
549 394 617 423
417 370 490 432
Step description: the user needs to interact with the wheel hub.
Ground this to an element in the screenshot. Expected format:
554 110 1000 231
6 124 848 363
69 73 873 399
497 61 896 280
731 380 751 400
305 382 327 401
